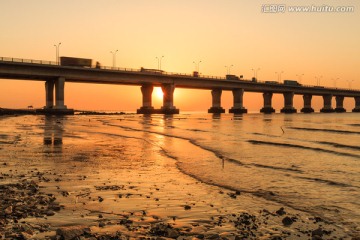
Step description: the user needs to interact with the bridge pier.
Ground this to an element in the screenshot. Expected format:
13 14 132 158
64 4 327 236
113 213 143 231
137 84 155 114
161 83 179 114
335 96 346 112
229 88 247 114
301 94 314 113
320 95 335 113
281 92 297 113
37 77 73 115
353 96 360 112
45 80 55 109
54 77 67 109
208 89 225 113
260 92 275 113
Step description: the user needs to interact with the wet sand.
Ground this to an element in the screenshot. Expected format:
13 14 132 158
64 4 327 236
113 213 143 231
0 115 355 239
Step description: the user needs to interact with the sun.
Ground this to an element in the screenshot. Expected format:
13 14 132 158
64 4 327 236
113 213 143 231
154 87 163 99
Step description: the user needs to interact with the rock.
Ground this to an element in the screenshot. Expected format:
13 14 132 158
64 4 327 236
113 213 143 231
167 228 180 238
21 232 33 240
4 205 13 214
184 205 191 210
276 207 286 216
312 228 324 237
207 234 220 239
282 216 293 226
99 222 106 228
56 226 90 240
46 210 55 216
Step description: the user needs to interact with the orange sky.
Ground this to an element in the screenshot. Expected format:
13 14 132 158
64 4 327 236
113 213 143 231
0 0 359 111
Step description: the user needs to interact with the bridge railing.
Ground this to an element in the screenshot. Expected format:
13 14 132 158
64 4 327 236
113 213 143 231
0 56 358 92
0 57 57 65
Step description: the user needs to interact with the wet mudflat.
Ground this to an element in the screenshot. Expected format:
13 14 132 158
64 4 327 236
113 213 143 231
0 115 356 239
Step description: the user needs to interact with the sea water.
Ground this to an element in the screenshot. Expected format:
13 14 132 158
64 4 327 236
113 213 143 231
1 112 359 236
98 112 360 234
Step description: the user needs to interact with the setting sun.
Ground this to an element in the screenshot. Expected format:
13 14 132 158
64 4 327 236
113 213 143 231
154 87 163 100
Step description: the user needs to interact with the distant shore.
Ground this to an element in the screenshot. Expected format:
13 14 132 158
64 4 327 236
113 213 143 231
0 108 127 116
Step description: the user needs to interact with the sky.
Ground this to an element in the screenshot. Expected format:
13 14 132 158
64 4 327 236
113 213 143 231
0 0 359 111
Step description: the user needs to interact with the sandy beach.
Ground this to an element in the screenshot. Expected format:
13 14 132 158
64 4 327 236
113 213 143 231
0 115 357 239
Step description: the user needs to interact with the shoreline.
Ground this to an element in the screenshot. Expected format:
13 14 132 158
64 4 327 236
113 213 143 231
0 108 127 116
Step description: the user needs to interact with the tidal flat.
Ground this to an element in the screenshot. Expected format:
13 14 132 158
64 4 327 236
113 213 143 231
0 115 357 239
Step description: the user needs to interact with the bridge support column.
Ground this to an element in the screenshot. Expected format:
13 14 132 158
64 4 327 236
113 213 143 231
161 84 179 114
45 80 54 109
229 88 247 114
208 89 225 113
37 77 73 115
301 94 314 113
352 96 360 112
335 96 346 112
54 77 67 109
281 92 297 113
320 95 335 113
260 92 275 113
137 84 155 114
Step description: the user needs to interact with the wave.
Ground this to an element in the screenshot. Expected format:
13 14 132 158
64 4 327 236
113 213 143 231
248 140 360 159
316 141 360 151
296 176 358 188
290 127 360 135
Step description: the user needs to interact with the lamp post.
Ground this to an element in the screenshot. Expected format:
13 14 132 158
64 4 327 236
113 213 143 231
347 80 354 89
156 56 164 70
110 50 118 68
275 71 284 83
54 42 61 65
225 65 233 75
193 61 202 72
296 73 304 84
332 77 339 88
251 68 260 80
315 76 322 86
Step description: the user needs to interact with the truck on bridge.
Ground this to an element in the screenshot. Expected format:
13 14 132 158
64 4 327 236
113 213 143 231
283 80 301 86
226 74 240 80
140 67 164 74
60 57 92 67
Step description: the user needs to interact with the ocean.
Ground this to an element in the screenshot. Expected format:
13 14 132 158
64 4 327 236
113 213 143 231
0 112 359 238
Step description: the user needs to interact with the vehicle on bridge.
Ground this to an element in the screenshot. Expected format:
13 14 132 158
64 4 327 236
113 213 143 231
140 67 164 74
265 81 279 84
193 71 199 77
226 74 240 80
283 80 301 86
60 57 92 67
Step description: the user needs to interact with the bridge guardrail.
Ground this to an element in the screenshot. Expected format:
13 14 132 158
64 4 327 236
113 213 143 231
0 57 57 65
0 56 357 92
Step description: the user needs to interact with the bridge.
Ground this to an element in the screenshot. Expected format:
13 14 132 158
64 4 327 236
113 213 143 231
0 57 359 114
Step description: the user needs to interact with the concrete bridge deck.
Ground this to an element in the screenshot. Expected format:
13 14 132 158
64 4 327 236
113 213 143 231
1 57 360 114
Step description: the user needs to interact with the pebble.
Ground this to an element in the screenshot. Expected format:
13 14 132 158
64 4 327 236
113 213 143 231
282 216 293 226
184 205 192 210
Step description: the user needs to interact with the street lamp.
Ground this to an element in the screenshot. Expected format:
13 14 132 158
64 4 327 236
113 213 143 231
193 61 202 72
110 50 118 68
275 71 284 83
315 76 322 86
296 74 304 84
225 65 233 75
156 56 164 70
251 68 260 80
54 42 61 65
346 80 354 89
332 77 339 88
